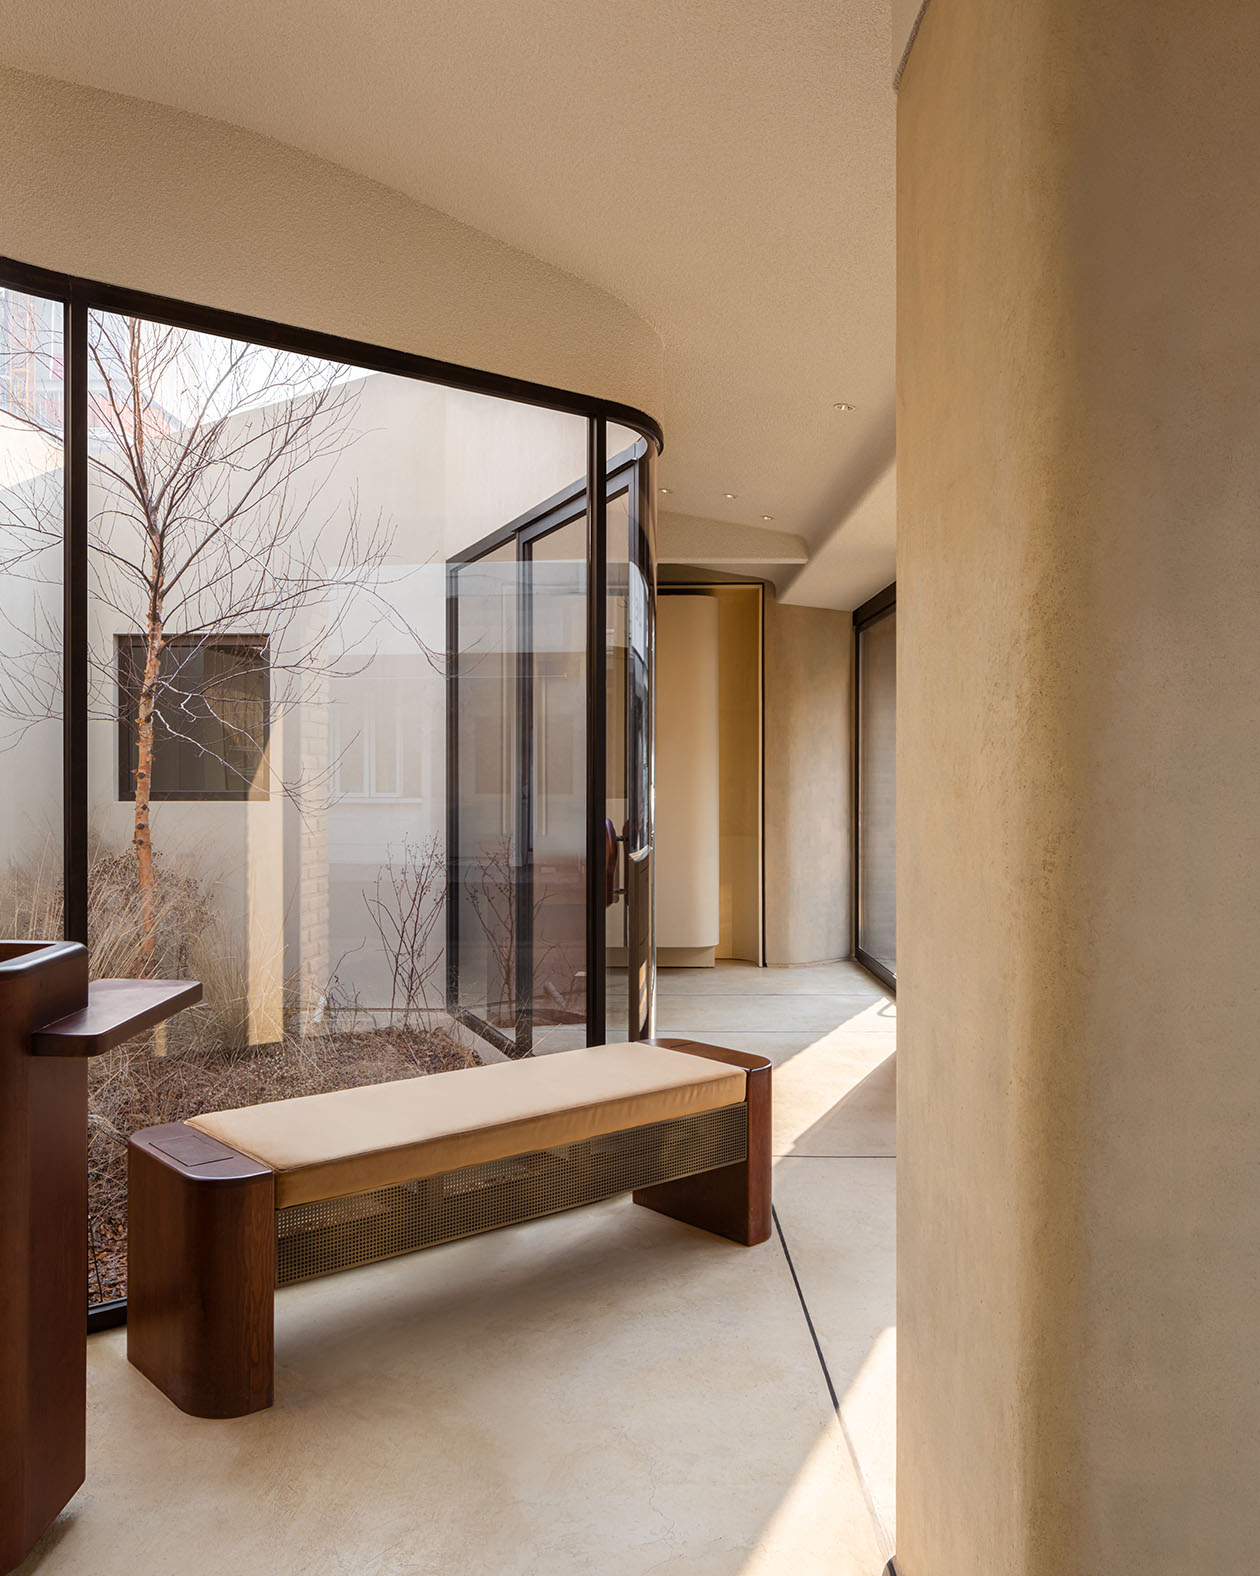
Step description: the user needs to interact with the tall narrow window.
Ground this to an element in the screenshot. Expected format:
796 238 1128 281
855 587 896 987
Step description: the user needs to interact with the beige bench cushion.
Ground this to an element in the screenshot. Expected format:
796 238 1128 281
187 1042 746 1207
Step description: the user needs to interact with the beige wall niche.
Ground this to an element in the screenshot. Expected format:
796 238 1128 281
897 1 1260 1573
655 595 720 966
656 583 765 968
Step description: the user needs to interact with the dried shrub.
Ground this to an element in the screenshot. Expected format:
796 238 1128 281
1 832 214 991
361 833 446 1029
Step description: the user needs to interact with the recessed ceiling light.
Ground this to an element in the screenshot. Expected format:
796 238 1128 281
761 514 775 522
660 487 672 495
724 492 737 500
833 401 856 413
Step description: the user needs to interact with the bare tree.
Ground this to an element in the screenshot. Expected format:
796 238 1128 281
0 304 408 972
361 834 446 1031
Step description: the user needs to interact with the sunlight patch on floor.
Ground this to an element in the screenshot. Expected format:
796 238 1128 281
772 1014 896 1156
841 1324 897 1552
738 1415 883 1576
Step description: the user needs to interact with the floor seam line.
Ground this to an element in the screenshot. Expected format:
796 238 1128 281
772 1204 893 1562
772 1204 838 1409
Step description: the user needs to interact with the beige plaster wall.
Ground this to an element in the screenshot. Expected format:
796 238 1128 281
897 2 1260 1572
0 67 662 419
763 598 851 966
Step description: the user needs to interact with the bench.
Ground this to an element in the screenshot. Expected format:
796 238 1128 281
126 1037 770 1418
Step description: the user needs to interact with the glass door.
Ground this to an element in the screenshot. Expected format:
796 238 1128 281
447 425 655 1055
604 438 654 1042
447 480 592 1057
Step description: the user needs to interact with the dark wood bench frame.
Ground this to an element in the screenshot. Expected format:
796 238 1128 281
127 1038 770 1418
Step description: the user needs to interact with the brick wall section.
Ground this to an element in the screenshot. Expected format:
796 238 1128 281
296 676 331 1036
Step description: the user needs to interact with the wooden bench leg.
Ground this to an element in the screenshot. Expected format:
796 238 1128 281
633 1041 772 1246
127 1124 276 1418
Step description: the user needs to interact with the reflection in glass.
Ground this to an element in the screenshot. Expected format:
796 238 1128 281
0 288 63 941
603 448 656 1042
524 516 589 1053
605 487 631 1038
452 545 520 1042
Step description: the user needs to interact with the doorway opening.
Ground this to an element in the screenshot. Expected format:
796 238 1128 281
655 583 763 970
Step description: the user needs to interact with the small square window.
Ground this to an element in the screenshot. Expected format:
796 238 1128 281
117 635 269 801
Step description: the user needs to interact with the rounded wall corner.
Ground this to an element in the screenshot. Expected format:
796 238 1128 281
0 65 666 421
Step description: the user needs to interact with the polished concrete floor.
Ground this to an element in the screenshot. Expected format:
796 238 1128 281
20 961 895 1576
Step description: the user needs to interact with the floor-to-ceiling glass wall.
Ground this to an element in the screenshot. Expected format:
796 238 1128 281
855 585 896 988
447 430 656 1058
0 263 659 1314
448 481 590 1058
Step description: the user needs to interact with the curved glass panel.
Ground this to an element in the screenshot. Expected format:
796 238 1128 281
0 274 659 1310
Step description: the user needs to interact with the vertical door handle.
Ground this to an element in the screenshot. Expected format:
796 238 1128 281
604 817 625 907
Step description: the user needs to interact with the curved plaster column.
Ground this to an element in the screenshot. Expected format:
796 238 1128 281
896 2 1260 1572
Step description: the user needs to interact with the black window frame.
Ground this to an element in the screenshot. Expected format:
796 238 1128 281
0 253 662 1329
116 632 271 803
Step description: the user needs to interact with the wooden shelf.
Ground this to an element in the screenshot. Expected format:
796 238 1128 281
32 978 203 1058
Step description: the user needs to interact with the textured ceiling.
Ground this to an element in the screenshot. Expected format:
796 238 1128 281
1 0 896 608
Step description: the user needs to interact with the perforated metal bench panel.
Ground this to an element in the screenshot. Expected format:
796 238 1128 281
275 1101 749 1285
